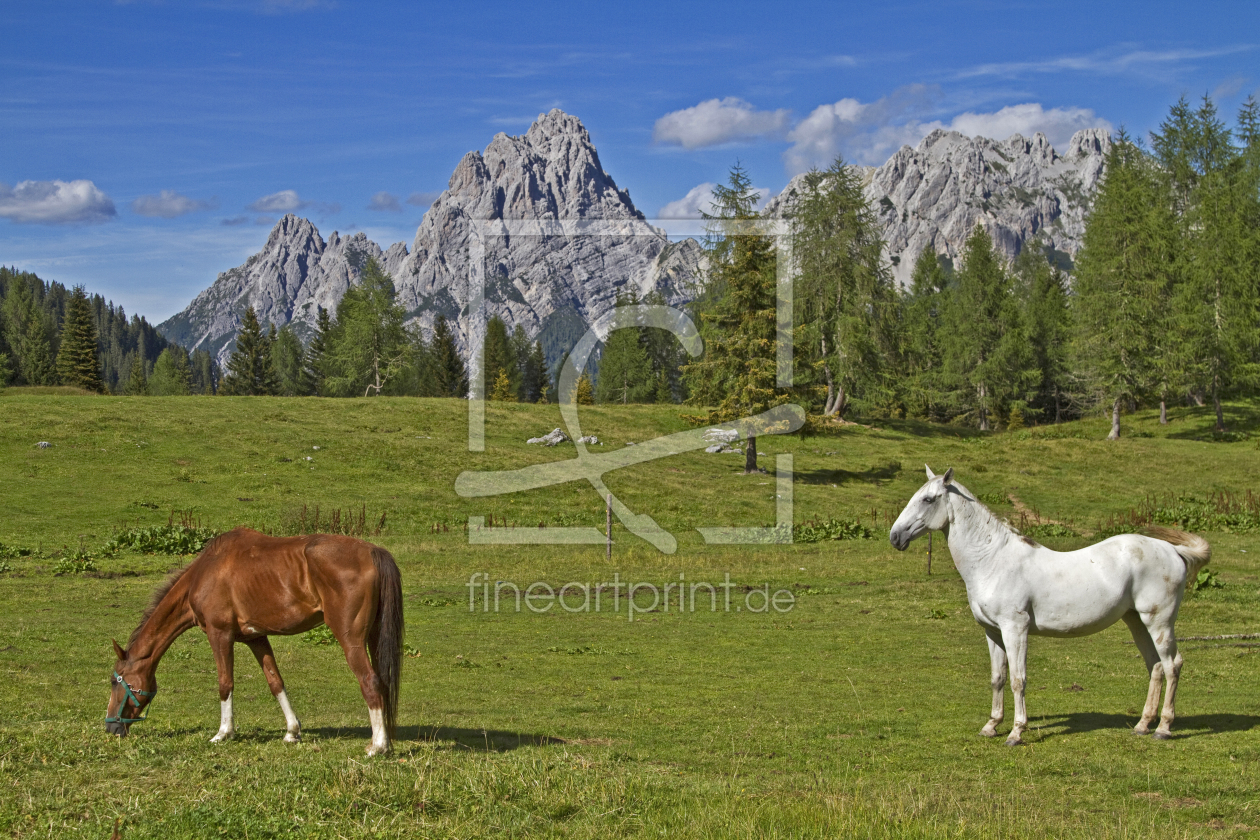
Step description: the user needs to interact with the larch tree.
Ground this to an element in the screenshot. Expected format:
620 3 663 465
323 258 409 397
682 164 787 474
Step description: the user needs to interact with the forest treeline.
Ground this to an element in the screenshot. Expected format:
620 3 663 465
6 95 1256 441
0 267 219 394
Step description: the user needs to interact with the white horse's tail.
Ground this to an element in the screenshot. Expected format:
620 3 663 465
1144 526 1212 587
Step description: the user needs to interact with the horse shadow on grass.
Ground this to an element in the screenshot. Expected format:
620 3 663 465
304 725 566 752
1026 711 1260 742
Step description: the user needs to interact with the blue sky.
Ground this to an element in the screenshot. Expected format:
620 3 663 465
2 0 1256 323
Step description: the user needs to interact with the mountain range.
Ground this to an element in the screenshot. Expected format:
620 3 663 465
158 110 1111 365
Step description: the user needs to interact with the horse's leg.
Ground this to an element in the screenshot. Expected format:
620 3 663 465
325 609 389 756
1122 611 1162 735
1145 615 1183 740
1000 625 1029 746
244 637 301 743
206 629 236 742
980 627 1007 737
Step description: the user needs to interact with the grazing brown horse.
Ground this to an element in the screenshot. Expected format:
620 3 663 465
105 527 403 756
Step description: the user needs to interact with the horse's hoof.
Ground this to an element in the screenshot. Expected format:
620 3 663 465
979 727 999 738
365 744 391 757
1152 731 1173 741
1004 736 1023 747
284 733 301 744
210 732 234 743
1133 727 1150 736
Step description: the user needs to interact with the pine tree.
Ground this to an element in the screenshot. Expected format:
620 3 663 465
1073 132 1170 439
522 341 546 403
430 314 468 398
220 306 281 396
190 349 220 395
790 156 897 418
55 285 104 392
1013 241 1072 423
682 164 787 473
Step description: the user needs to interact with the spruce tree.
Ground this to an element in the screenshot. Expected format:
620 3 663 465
55 285 104 392
271 325 304 396
482 316 518 399
1073 132 1170 439
940 226 1036 430
682 164 787 473
596 293 652 404
148 347 192 396
220 306 281 396
522 341 546 403
430 314 468 397
125 353 149 395
900 246 949 419
1013 242 1072 423
300 307 332 396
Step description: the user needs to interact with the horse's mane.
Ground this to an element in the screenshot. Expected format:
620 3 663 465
125 532 226 648
951 481 1036 545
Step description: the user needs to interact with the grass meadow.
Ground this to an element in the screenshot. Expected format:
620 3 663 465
0 390 1257 838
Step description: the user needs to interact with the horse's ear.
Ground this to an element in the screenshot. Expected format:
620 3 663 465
925 464 935 479
942 467 954 485
112 640 127 662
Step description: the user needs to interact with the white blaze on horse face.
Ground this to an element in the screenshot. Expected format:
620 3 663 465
211 692 234 742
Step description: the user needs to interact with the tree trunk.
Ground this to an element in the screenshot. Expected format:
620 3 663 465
744 435 759 475
977 381 989 431
1213 389 1226 433
1159 399 1167 425
1107 397 1121 440
1053 386 1062 424
822 362 837 416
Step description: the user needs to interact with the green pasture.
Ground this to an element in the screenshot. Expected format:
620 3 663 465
0 392 1258 838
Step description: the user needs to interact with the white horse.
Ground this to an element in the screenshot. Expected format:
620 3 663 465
889 466 1211 745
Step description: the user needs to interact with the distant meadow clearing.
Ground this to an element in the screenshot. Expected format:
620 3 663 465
0 392 1257 838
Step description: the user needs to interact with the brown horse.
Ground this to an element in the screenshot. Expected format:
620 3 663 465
105 527 403 756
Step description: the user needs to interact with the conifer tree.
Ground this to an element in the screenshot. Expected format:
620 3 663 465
790 156 896 417
490 369 517 402
522 341 546 403
125 353 149 395
940 225 1036 430
430 314 468 397
596 293 652 404
323 258 409 396
55 285 104 392
1013 242 1072 423
482 316 518 400
300 307 332 396
575 371 595 405
220 306 281 396
1073 132 1170 439
148 347 192 396
271 325 304 396
682 164 787 473
900 246 949 419
190 349 220 395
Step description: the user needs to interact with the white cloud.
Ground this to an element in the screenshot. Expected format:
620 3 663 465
407 190 441 208
783 87 1111 172
658 183 717 219
247 189 304 213
0 179 116 225
948 103 1112 151
658 182 771 219
367 191 401 212
653 97 791 149
132 190 213 218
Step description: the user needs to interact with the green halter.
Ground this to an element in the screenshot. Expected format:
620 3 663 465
105 672 157 725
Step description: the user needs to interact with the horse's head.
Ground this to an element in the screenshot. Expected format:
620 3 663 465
889 465 954 551
105 640 156 737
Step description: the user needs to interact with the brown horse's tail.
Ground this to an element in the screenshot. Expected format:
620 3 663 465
1145 526 1212 589
370 545 403 738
